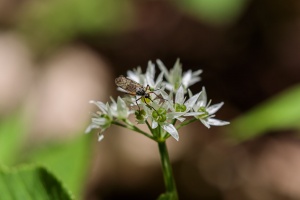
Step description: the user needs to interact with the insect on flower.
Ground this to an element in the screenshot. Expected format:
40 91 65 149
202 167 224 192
115 75 162 111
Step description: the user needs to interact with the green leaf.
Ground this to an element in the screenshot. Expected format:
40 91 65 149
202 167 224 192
0 165 73 200
229 84 300 141
175 0 248 25
0 112 26 165
157 192 176 200
27 135 92 198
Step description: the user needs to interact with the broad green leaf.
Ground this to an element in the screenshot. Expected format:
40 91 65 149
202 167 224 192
229 84 300 141
175 0 249 25
0 112 26 165
27 134 92 198
0 165 73 200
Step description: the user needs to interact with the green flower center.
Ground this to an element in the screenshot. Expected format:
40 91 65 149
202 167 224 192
135 109 146 120
196 107 209 119
100 114 111 121
174 103 186 112
98 114 112 129
152 108 167 122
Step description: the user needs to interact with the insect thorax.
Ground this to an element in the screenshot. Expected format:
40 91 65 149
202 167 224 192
136 87 146 96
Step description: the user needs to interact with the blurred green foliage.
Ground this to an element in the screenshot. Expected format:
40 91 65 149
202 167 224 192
18 0 135 52
157 192 176 200
0 165 73 200
175 0 249 25
0 112 26 166
27 135 92 197
0 110 92 198
229 84 300 141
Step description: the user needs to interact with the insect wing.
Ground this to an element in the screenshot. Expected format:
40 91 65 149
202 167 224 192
115 76 143 93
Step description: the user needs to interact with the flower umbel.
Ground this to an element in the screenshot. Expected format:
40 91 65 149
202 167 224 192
85 59 230 200
86 60 229 141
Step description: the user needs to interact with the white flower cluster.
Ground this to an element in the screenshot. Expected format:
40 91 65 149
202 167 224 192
86 59 229 141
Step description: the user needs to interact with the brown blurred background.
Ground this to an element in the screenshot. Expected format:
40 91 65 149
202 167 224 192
1 0 300 199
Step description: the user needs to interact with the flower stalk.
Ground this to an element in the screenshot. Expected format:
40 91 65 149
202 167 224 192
158 140 178 200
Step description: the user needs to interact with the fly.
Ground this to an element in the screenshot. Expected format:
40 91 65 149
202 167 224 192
115 75 161 110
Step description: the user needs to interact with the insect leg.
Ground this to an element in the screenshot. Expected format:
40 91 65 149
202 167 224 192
145 85 167 102
121 91 142 110
145 98 157 111
137 96 157 111
148 91 168 103
145 85 150 91
135 96 142 111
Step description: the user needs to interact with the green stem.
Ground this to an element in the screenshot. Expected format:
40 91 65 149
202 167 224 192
158 141 178 200
145 120 153 134
113 121 154 140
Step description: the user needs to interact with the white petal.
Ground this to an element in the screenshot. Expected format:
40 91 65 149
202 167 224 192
92 118 108 125
200 119 210 128
146 63 155 87
117 97 128 118
90 101 108 113
147 61 155 78
188 89 193 98
165 83 174 92
185 91 201 109
117 87 129 93
127 71 140 83
167 112 185 119
172 59 182 75
156 59 169 78
152 121 158 129
175 85 185 104
162 123 179 141
198 87 207 107
177 117 186 122
188 77 201 87
160 90 170 100
89 100 96 104
183 112 204 116
161 97 174 111
182 70 192 88
85 124 99 133
207 102 224 115
155 72 164 88
110 96 117 105
207 118 230 126
193 69 203 76
98 134 104 142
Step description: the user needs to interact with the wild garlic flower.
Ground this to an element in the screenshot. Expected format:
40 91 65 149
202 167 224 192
157 59 202 92
165 85 202 122
190 87 230 128
85 100 113 141
85 97 133 141
144 101 180 141
127 61 164 90
86 59 229 142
